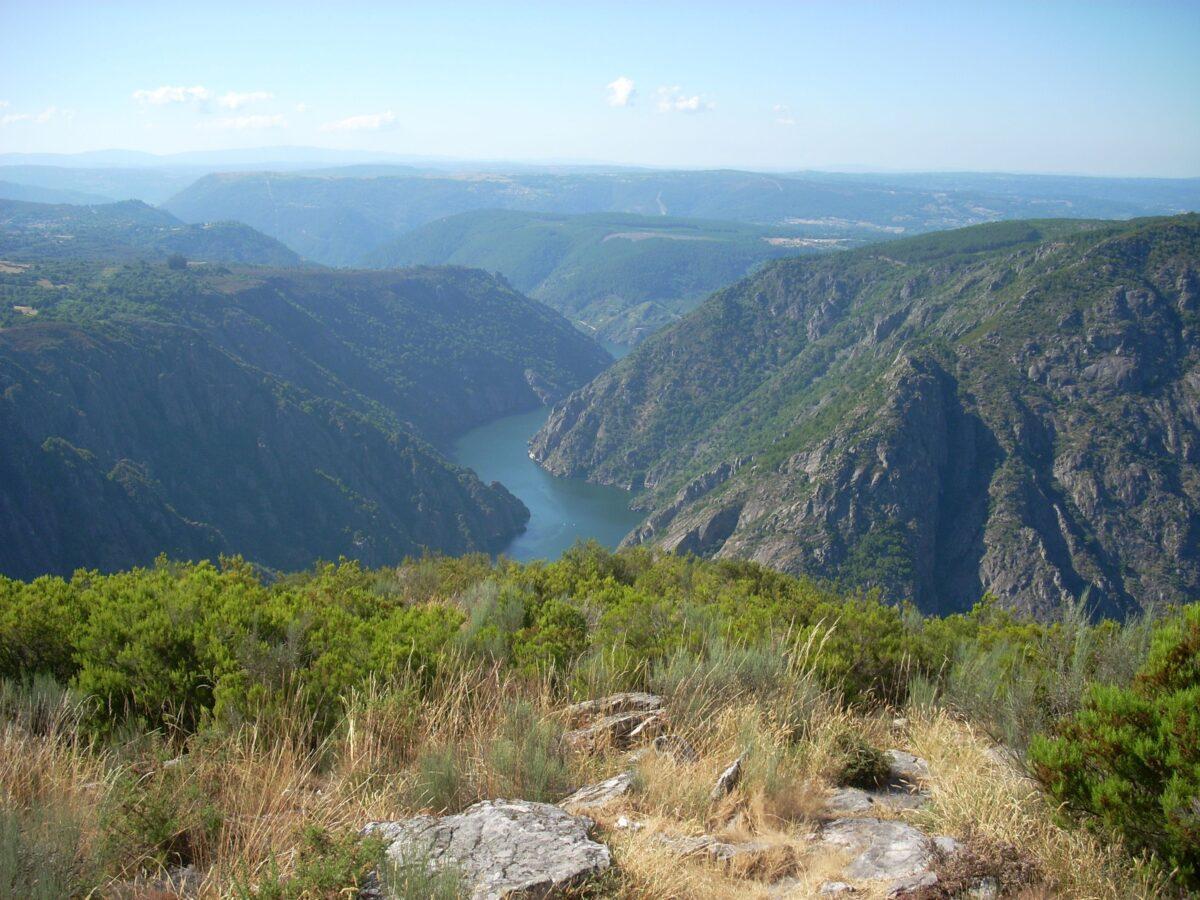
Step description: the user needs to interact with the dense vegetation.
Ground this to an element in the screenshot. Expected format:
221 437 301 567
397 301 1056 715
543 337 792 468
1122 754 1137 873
533 215 1200 619
158 167 1200 268
364 210 846 344
0 544 1193 895
1030 603 1200 884
0 259 610 577
0 198 302 266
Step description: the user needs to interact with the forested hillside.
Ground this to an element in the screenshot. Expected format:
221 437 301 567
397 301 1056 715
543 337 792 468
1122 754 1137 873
0 198 302 266
365 210 841 344
0 260 610 577
532 215 1200 619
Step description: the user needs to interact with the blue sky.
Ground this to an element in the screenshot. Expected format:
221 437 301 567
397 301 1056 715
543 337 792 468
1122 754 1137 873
2 1 1198 175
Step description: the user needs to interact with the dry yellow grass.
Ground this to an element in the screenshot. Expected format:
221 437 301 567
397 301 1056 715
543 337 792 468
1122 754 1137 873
905 707 1166 900
0 666 1178 898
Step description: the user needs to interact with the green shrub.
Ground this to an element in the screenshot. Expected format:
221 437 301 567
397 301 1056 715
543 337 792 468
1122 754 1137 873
408 744 473 813
1030 605 1200 887
0 802 93 900
834 732 891 789
236 826 385 899
486 700 571 802
380 845 465 900
511 598 588 675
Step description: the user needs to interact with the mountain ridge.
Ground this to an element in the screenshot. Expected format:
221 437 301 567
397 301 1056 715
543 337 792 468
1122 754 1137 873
531 215 1200 618
0 260 610 578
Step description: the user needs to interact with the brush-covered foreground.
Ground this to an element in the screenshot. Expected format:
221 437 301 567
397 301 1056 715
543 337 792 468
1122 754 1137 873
1 544 1196 897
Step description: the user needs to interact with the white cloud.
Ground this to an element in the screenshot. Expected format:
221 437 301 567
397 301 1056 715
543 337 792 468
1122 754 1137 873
606 76 636 107
216 90 274 110
0 100 8 109
656 85 714 114
0 106 72 126
132 85 212 105
773 103 796 126
319 110 396 132
295 102 309 113
203 113 288 131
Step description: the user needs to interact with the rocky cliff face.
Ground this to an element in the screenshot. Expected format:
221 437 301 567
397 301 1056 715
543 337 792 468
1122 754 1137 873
0 263 609 578
531 216 1200 618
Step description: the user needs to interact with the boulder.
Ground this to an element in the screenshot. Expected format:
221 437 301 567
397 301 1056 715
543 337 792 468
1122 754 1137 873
364 799 611 900
563 711 660 753
564 692 664 726
711 754 744 800
821 818 933 881
884 750 930 785
559 770 635 811
627 714 665 741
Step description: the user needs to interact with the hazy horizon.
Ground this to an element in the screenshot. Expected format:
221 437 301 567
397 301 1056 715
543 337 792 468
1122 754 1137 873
4 144 1200 182
2 1 1198 178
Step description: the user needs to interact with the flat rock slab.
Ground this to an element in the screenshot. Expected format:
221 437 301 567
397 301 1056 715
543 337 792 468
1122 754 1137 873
655 832 773 862
564 692 664 726
825 785 928 815
821 817 933 881
560 770 635 811
364 799 611 900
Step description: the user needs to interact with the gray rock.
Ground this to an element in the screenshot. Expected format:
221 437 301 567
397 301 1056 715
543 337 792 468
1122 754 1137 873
559 770 634 810
826 786 875 813
968 876 1000 899
564 692 663 726
933 834 961 856
652 733 699 762
563 710 659 753
655 832 772 862
887 870 938 897
711 754 744 800
819 881 857 895
825 785 928 815
821 817 932 880
627 714 665 741
364 799 611 900
884 749 930 785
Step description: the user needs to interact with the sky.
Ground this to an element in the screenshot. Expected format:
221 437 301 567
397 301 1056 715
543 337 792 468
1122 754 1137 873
1 1 1198 176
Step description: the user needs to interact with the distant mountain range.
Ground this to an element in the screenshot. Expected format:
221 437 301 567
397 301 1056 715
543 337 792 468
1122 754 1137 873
159 168 1200 268
532 214 1200 619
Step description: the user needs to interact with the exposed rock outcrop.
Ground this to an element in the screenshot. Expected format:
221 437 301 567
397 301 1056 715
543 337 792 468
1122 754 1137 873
364 799 611 900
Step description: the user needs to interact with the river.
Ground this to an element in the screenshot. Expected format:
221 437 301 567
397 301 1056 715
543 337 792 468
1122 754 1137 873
451 341 642 561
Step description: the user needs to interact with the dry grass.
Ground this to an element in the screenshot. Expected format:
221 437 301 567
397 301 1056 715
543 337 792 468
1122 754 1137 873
0 663 1178 899
904 708 1168 900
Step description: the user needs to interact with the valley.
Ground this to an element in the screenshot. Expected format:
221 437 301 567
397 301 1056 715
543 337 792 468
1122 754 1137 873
451 407 642 561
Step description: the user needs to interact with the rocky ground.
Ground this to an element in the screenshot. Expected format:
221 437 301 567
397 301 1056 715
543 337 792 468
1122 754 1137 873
360 693 1051 899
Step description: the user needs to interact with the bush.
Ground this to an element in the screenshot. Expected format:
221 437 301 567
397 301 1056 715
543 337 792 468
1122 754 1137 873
237 826 385 899
0 803 92 900
408 744 473 813
834 732 891 789
1030 604 1200 887
486 700 571 802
